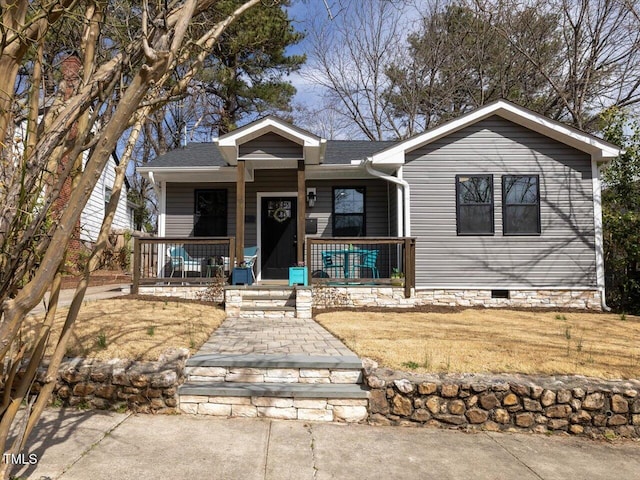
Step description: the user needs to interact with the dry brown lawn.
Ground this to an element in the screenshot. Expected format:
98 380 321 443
24 298 226 361
315 309 640 379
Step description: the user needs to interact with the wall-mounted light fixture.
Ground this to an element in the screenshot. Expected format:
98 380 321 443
306 188 317 208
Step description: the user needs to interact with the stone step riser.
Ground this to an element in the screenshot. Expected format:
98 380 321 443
225 286 313 320
241 300 296 308
238 310 297 319
240 294 295 300
179 395 368 423
185 366 363 385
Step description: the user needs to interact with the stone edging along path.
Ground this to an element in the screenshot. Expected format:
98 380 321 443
363 360 640 439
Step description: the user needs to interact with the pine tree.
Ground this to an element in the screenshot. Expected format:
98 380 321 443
197 0 305 135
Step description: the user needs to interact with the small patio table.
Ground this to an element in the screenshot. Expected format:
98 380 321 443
321 249 371 279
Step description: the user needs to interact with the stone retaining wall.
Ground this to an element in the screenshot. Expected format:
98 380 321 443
313 286 602 310
365 367 640 438
33 349 188 413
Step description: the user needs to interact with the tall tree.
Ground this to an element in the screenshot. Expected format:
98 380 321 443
385 2 562 131
601 108 640 313
127 0 304 230
303 0 411 140
202 0 305 134
0 1 266 477
474 0 640 130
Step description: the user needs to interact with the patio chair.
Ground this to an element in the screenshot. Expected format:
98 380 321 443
321 251 344 278
168 246 202 278
352 249 380 279
243 246 259 282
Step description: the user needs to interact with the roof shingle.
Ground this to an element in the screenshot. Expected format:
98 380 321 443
144 139 396 168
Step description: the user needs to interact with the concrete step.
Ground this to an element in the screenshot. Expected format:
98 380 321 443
186 354 363 369
240 299 296 308
179 382 369 399
225 286 312 320
180 353 369 421
240 292 296 309
239 305 296 311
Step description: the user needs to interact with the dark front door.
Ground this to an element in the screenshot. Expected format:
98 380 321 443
261 197 297 279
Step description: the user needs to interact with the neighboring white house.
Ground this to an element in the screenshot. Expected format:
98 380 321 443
80 152 134 243
11 121 134 244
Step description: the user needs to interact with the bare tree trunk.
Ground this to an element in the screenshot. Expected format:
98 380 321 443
5 114 146 474
0 2 264 476
0 269 63 480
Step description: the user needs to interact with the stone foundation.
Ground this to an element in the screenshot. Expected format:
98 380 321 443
138 284 601 311
365 368 640 438
415 289 602 310
312 286 602 310
138 285 208 299
32 349 188 413
179 395 368 422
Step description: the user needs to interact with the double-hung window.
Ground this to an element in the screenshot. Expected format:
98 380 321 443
194 189 227 236
456 175 494 235
502 175 540 235
333 187 366 236
104 186 112 212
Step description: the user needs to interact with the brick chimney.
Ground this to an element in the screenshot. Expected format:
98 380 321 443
52 53 86 272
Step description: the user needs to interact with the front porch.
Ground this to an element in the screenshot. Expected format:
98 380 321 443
132 236 415 298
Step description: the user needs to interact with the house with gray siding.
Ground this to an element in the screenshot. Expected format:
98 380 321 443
136 100 619 310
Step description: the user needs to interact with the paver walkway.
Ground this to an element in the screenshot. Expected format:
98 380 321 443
194 316 355 357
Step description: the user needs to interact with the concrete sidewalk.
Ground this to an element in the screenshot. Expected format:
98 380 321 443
14 409 640 480
28 284 130 316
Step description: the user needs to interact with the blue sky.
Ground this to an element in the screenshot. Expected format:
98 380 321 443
284 1 336 106
283 1 423 111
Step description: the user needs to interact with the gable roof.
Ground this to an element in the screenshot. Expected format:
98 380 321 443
215 115 325 165
370 99 621 165
139 101 621 174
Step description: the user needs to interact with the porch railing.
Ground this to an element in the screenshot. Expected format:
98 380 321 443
305 237 416 298
132 236 235 294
